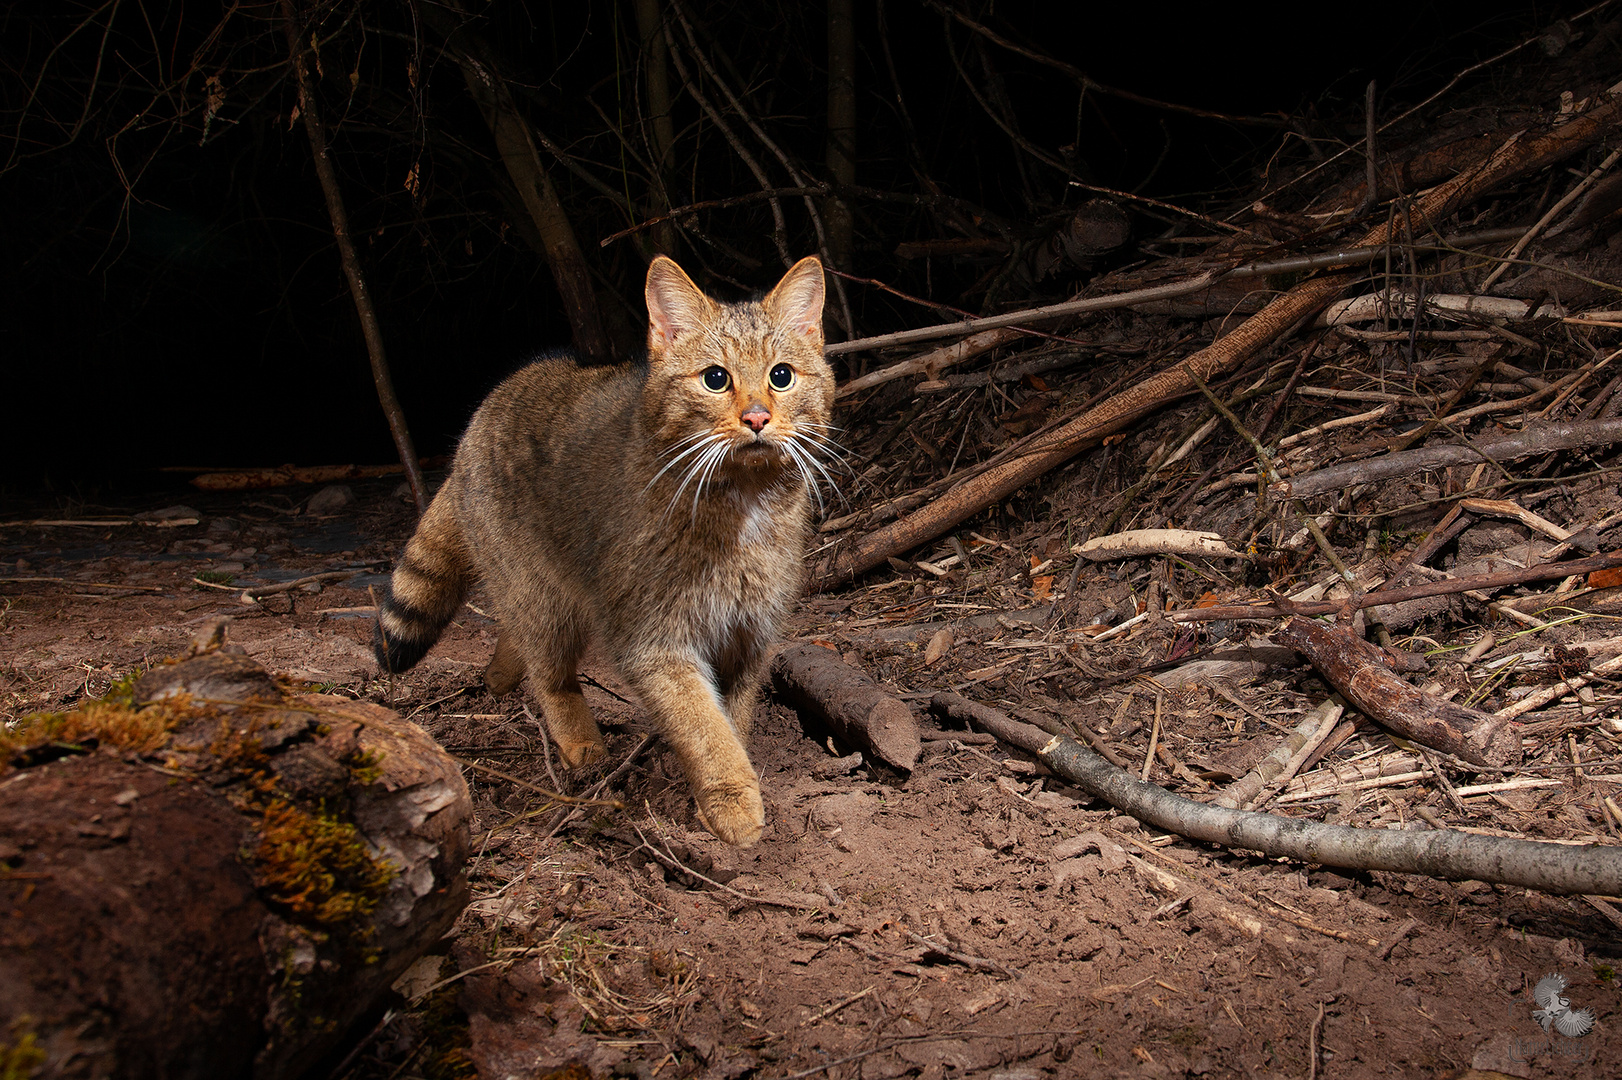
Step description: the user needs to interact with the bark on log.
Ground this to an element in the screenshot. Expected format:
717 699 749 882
770 643 921 770
939 695 1622 895
816 81 1622 588
1273 615 1521 767
0 642 471 1079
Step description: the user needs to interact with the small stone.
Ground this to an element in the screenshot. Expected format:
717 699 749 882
306 484 355 515
112 788 140 806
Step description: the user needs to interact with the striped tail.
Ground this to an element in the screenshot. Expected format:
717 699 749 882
373 493 474 673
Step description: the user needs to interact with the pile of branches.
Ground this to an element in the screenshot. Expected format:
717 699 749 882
814 21 1622 586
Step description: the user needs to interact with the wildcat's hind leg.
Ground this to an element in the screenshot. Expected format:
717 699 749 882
716 641 771 740
483 630 526 696
625 654 764 846
505 612 606 767
535 670 607 768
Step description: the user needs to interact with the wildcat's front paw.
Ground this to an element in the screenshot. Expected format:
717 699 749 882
556 734 607 768
694 780 765 847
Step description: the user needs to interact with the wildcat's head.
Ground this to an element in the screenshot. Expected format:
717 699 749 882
641 255 842 515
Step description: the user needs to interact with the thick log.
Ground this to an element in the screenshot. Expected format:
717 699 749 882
1273 615 1521 767
0 641 471 1079
770 643 921 770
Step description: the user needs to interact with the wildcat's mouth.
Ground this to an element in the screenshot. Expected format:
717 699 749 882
731 439 784 467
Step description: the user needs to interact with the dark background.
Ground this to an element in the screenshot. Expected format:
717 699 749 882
0 1 1595 504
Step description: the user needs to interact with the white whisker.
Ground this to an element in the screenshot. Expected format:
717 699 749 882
781 441 828 516
646 430 722 491
795 429 856 473
667 438 728 521
784 434 846 510
690 440 731 522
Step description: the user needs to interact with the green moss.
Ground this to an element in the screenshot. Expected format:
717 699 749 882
3 663 399 944
194 570 236 587
348 748 385 786
252 799 395 927
0 1018 45 1080
1 694 197 762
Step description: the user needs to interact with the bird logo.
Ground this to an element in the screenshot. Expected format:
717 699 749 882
1531 972 1596 1038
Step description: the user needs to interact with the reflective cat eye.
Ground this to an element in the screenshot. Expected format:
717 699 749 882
768 363 795 390
701 366 731 392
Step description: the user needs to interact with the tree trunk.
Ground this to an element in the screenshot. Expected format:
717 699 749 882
0 640 472 1079
280 0 428 515
425 9 614 364
824 0 856 268
634 0 679 256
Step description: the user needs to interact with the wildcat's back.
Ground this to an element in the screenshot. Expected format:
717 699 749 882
375 255 835 846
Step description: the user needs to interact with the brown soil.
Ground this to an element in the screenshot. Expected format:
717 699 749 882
2 479 1618 1079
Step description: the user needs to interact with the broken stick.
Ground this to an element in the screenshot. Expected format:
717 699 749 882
771 643 921 770
1272 616 1521 767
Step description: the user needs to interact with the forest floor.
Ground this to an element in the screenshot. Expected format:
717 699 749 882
3 465 1619 1079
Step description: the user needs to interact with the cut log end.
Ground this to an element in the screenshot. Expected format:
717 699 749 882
771 642 922 771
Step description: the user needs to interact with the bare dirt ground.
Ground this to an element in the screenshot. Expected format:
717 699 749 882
4 475 1619 1080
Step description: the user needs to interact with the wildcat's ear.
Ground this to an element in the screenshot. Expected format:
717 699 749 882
763 256 825 341
646 256 714 357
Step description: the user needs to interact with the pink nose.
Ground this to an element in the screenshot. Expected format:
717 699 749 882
742 407 771 432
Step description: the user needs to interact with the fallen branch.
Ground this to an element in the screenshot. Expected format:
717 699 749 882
824 226 1547 359
239 570 359 603
1073 528 1244 562
1168 548 1622 622
1319 290 1564 326
1211 698 1344 810
1273 616 1521 767
1 577 165 593
815 84 1622 587
771 643 921 770
835 327 1024 398
0 518 198 528
936 694 1622 896
1274 417 1622 499
188 462 413 492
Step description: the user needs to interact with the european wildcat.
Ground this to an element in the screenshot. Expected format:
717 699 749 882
374 255 837 846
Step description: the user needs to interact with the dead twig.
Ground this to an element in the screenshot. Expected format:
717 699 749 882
1212 698 1344 810
239 570 359 602
904 929 1019 980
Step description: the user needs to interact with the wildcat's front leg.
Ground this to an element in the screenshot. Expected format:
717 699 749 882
627 654 764 846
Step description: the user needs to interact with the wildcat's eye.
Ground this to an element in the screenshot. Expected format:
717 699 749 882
768 363 795 390
701 366 731 392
